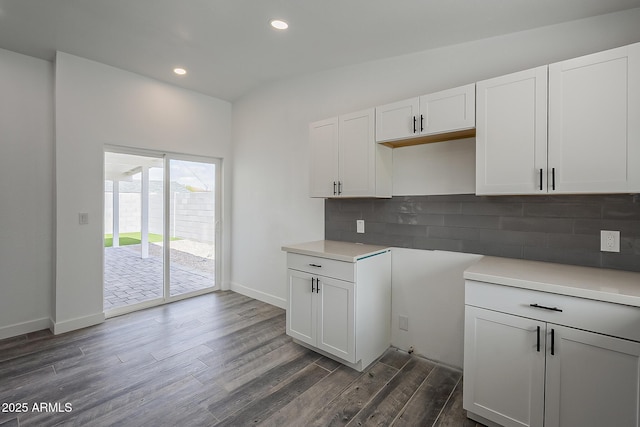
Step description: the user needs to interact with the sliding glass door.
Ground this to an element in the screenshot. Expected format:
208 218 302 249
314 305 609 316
104 149 220 314
104 151 165 311
166 156 219 298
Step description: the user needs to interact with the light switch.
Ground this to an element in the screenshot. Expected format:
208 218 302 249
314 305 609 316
79 212 89 225
356 220 365 233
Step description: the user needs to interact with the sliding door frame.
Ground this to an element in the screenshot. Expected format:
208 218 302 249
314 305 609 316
104 145 222 317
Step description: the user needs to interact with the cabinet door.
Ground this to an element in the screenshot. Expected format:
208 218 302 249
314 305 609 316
548 42 640 193
476 66 548 195
463 306 545 427
544 325 640 427
286 269 316 346
338 108 376 197
316 276 355 363
309 117 339 198
420 83 475 135
375 97 420 142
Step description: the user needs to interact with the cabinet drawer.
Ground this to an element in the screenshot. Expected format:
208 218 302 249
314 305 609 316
287 253 355 282
466 280 640 342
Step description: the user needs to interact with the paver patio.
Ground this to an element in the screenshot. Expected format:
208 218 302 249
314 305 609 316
104 243 215 310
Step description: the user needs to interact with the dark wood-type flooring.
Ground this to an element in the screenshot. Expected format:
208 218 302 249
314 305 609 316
0 291 484 426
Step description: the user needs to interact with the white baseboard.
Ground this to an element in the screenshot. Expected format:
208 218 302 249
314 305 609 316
230 282 287 309
0 317 52 340
52 312 105 335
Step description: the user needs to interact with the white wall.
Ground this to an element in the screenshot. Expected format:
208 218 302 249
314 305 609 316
230 9 640 363
0 48 54 339
55 52 232 333
391 249 482 369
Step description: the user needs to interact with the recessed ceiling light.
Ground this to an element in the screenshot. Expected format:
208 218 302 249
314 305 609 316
270 19 289 30
173 67 187 75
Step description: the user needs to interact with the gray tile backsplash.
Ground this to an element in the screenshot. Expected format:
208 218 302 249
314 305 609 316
325 194 640 272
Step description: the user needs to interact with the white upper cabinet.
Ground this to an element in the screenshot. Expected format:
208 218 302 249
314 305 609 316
548 42 640 193
309 108 392 198
376 84 475 146
477 41 640 195
420 84 476 135
476 66 548 195
338 109 376 197
309 117 339 198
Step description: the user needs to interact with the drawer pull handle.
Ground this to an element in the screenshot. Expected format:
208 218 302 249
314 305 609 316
530 303 563 312
308 263 322 268
536 326 541 352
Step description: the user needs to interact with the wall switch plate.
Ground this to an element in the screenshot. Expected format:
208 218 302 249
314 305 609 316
356 220 365 233
600 230 620 252
79 212 89 225
399 315 409 331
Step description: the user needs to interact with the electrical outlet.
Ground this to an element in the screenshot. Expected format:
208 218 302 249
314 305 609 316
600 230 620 253
399 315 409 331
356 220 365 233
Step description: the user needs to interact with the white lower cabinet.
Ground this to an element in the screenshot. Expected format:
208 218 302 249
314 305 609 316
464 280 640 427
287 269 355 362
286 250 391 371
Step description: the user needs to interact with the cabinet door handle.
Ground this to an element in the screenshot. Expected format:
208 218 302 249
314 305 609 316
552 168 556 190
333 181 337 196
420 114 424 132
308 263 322 268
316 280 320 293
536 326 541 352
550 328 555 355
311 277 315 293
539 169 543 191
338 181 342 195
530 303 563 312
413 116 417 133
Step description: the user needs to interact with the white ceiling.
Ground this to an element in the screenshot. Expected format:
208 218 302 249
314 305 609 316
1 0 639 101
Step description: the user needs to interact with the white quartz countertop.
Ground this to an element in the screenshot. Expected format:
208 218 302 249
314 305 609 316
281 240 390 263
464 256 640 307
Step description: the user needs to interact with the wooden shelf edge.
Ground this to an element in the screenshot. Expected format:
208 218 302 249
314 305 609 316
379 128 476 148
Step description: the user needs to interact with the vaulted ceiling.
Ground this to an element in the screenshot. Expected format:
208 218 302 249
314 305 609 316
1 0 639 101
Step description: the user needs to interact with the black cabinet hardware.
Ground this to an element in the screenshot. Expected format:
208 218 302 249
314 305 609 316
338 181 342 195
536 326 541 352
420 114 424 132
552 168 556 190
413 116 417 133
315 281 320 293
308 263 322 268
539 169 543 190
311 277 316 293
530 303 563 312
333 181 337 195
551 328 555 355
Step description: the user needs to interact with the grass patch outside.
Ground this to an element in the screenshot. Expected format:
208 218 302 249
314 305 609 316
104 232 179 248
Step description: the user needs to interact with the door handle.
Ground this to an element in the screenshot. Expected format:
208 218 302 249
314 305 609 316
311 277 315 293
539 169 543 191
536 326 541 352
